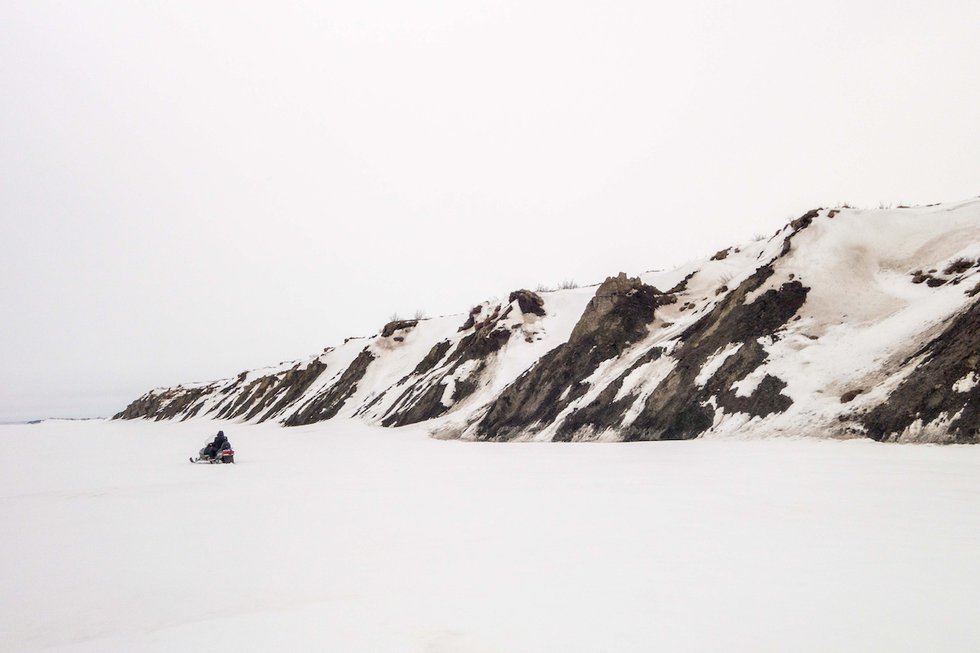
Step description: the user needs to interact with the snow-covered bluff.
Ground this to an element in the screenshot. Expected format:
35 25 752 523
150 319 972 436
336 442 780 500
116 200 980 443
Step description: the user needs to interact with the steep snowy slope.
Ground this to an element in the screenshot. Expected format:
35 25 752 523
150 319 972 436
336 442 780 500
116 199 980 443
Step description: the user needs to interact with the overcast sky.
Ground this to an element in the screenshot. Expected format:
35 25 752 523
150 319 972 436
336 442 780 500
2 0 978 422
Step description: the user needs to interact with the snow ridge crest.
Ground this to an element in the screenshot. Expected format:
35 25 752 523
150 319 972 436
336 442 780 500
115 200 980 443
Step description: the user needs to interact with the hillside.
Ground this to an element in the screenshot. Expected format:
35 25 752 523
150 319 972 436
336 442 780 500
116 200 980 443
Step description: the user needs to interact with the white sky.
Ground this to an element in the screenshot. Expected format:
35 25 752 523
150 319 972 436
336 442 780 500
2 0 979 422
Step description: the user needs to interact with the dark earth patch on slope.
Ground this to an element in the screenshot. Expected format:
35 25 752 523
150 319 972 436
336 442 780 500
254 360 329 422
379 295 542 427
284 349 376 426
206 361 330 423
508 289 546 316
215 375 278 421
555 264 807 441
411 340 453 377
554 347 665 441
114 385 214 421
554 209 820 441
381 319 419 338
862 297 980 443
623 267 808 440
474 274 670 440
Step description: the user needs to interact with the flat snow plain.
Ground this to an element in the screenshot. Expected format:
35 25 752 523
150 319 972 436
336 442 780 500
2 419 979 652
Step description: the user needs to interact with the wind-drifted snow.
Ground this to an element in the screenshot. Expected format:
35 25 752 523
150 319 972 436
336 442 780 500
695 343 743 386
729 202 980 434
954 372 979 393
2 419 979 652
619 355 677 427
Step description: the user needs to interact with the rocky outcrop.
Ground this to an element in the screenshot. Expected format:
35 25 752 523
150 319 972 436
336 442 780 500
114 359 331 424
381 319 419 338
380 300 520 427
284 349 375 426
114 385 213 421
625 272 807 440
861 298 980 443
474 274 670 440
412 340 452 377
508 289 546 317
553 265 808 442
215 361 328 422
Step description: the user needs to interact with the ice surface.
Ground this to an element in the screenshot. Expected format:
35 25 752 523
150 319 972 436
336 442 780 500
2 419 979 652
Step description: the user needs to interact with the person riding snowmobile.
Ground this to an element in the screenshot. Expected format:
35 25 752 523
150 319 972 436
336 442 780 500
200 430 230 460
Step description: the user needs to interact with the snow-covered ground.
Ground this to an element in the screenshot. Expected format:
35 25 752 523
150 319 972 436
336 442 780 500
2 419 979 652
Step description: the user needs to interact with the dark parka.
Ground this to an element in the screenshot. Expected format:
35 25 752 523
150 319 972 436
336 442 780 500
202 431 229 458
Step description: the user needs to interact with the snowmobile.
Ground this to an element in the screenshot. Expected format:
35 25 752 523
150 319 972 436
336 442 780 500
189 442 235 464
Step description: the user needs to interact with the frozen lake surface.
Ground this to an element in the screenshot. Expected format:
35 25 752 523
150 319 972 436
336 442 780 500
2 419 979 652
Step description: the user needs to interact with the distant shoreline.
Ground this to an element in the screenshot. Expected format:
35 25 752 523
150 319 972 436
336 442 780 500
0 417 106 426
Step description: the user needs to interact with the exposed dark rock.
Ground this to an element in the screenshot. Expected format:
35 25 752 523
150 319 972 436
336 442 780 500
204 361 330 423
711 248 731 261
215 374 278 421
840 389 863 403
926 278 947 288
568 273 665 345
113 394 159 420
779 209 820 256
452 378 479 403
508 289 546 317
668 271 697 294
862 298 980 443
791 209 821 230
114 386 212 421
458 305 483 332
353 390 388 417
680 266 807 345
381 320 418 338
382 302 518 427
623 264 809 441
452 327 510 364
184 401 207 419
475 274 669 440
555 348 665 441
381 382 449 426
412 340 452 376
253 360 328 422
448 307 512 365
284 349 376 426
718 372 793 417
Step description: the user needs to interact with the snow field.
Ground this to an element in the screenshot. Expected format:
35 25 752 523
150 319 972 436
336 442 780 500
2 419 980 652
